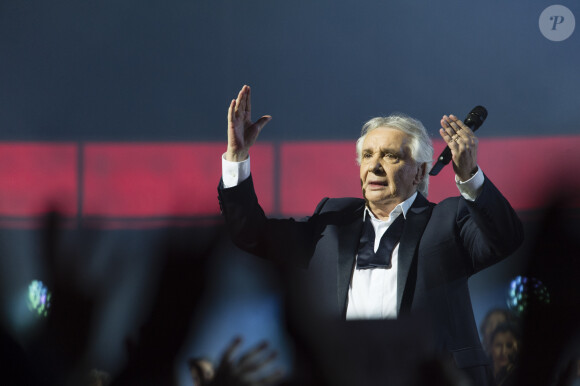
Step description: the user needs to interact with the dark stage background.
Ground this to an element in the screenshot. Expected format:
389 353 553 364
0 1 578 384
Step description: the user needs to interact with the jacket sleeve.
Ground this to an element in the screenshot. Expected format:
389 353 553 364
456 176 524 274
217 175 328 268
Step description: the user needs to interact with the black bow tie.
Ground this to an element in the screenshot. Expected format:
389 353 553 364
356 213 406 269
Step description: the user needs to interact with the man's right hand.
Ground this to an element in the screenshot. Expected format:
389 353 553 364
226 85 272 162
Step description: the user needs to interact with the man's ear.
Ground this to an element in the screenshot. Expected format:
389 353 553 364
414 163 427 185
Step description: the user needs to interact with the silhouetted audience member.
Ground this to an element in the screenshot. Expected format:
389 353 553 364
109 238 213 386
0 212 220 385
189 336 283 386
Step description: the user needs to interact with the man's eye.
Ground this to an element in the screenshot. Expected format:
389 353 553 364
385 153 397 159
363 153 372 158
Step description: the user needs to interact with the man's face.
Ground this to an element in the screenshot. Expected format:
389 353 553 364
360 127 422 211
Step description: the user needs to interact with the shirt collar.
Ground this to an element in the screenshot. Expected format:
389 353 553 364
363 191 418 222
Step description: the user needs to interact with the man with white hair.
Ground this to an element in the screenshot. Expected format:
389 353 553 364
217 85 523 385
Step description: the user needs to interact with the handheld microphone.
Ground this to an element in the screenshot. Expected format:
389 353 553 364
428 106 488 176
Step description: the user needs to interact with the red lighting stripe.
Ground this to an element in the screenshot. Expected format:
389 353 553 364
430 136 580 210
280 142 360 215
83 143 274 217
0 137 577 228
0 143 77 216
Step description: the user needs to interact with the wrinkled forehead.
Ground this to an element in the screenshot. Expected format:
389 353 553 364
363 126 412 150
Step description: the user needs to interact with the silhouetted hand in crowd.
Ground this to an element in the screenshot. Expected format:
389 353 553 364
210 336 283 386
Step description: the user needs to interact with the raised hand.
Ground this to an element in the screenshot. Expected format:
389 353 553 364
210 336 283 386
226 85 272 162
439 114 479 181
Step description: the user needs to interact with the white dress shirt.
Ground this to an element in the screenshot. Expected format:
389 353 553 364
345 196 415 319
221 153 484 319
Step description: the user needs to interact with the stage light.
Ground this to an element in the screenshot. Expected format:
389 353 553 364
507 276 550 315
27 280 52 318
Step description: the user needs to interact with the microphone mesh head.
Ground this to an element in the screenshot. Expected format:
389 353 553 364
471 105 488 121
464 106 487 128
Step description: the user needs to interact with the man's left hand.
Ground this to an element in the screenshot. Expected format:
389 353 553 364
439 114 479 181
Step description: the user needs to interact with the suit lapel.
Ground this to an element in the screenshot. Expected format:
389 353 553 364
337 203 365 317
397 193 433 314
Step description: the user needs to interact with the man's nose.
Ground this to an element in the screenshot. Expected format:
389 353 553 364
370 159 384 174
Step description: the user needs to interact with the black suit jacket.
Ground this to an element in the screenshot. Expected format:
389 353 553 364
218 175 523 382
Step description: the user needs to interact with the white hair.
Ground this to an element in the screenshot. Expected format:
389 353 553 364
356 114 433 197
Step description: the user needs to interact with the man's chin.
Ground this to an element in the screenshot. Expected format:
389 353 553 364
365 195 389 206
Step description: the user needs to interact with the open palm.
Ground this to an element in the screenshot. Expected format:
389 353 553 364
226 85 271 162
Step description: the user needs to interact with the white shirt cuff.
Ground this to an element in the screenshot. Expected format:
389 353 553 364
455 167 484 201
222 153 251 188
